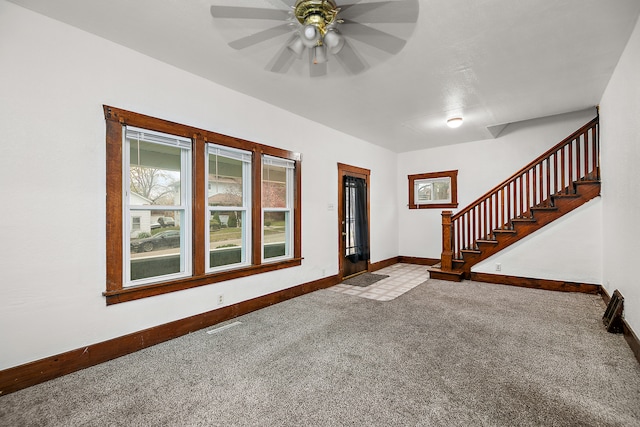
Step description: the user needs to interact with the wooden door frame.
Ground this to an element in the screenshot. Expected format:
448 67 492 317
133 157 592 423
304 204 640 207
337 163 371 281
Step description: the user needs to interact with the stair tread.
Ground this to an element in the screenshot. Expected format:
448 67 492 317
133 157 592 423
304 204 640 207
461 249 481 254
493 228 516 234
511 217 536 222
552 193 580 198
477 239 498 244
428 265 465 277
531 205 558 210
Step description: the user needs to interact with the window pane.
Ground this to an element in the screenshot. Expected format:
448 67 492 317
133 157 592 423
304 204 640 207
416 182 433 202
208 154 243 207
129 140 181 206
415 178 451 204
129 210 184 281
433 180 451 201
264 211 287 259
209 210 245 268
262 164 287 208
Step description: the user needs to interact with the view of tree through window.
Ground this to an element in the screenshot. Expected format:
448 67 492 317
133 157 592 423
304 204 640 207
127 131 190 284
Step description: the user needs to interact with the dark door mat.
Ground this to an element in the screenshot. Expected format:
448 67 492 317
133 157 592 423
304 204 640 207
342 273 390 287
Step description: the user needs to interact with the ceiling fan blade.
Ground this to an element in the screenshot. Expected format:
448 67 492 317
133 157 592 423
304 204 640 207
341 20 406 54
334 40 367 74
210 6 290 20
269 40 297 73
228 23 292 50
308 50 328 77
339 0 419 23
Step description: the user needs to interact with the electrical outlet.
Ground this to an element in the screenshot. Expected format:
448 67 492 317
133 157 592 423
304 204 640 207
495 263 502 272
217 294 224 305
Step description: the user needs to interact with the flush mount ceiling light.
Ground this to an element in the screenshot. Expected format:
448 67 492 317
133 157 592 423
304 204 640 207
447 117 464 128
210 0 419 77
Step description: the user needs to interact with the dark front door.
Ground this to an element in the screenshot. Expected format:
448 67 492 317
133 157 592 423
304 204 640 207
338 164 370 280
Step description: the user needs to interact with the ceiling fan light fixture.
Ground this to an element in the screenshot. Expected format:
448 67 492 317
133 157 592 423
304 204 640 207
301 25 320 48
324 29 344 54
313 45 327 64
287 36 305 58
303 25 317 40
447 117 463 128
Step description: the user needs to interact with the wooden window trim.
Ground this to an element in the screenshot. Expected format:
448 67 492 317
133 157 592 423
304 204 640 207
408 170 458 209
104 105 302 305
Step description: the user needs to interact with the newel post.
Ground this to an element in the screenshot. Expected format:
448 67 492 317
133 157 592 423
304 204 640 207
441 211 453 271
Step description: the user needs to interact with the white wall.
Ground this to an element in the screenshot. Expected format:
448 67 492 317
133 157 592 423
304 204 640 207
397 109 598 260
600 15 640 335
473 198 602 283
0 2 397 370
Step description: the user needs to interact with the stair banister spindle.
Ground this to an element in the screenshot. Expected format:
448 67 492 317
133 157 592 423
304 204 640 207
469 212 472 248
506 183 511 225
592 125 599 179
551 152 556 195
518 175 523 217
575 136 580 184
583 131 589 179
500 187 504 229
561 146 566 194
484 199 489 239
524 173 529 214
546 157 551 203
475 205 480 247
489 194 493 238
568 139 574 189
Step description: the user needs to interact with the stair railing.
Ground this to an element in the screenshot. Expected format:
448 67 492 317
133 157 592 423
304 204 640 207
441 117 599 268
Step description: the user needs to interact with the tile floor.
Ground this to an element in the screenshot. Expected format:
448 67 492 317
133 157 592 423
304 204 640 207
328 263 431 301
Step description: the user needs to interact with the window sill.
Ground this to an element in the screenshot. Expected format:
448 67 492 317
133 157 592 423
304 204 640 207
103 258 303 305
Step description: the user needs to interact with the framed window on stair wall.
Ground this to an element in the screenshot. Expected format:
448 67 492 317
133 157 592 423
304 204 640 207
104 105 302 305
408 170 458 209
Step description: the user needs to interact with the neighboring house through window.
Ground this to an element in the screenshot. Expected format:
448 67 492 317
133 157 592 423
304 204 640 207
262 155 295 261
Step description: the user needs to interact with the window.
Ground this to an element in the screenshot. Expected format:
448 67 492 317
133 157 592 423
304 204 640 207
207 144 251 271
408 170 458 209
125 127 192 286
104 105 301 304
262 156 295 261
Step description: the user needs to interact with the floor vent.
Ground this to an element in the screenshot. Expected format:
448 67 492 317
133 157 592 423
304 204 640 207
603 290 624 333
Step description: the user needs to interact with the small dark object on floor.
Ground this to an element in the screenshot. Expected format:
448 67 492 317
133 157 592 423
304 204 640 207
603 289 624 333
342 273 389 287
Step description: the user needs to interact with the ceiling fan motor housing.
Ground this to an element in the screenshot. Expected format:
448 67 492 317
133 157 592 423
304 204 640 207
294 0 340 38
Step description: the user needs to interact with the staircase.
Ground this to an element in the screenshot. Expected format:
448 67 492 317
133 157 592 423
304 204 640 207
430 117 600 281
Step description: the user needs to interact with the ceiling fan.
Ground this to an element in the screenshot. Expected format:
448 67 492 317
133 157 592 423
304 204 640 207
210 0 419 77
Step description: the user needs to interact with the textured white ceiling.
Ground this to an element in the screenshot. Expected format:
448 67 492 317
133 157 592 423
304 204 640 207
8 0 640 152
